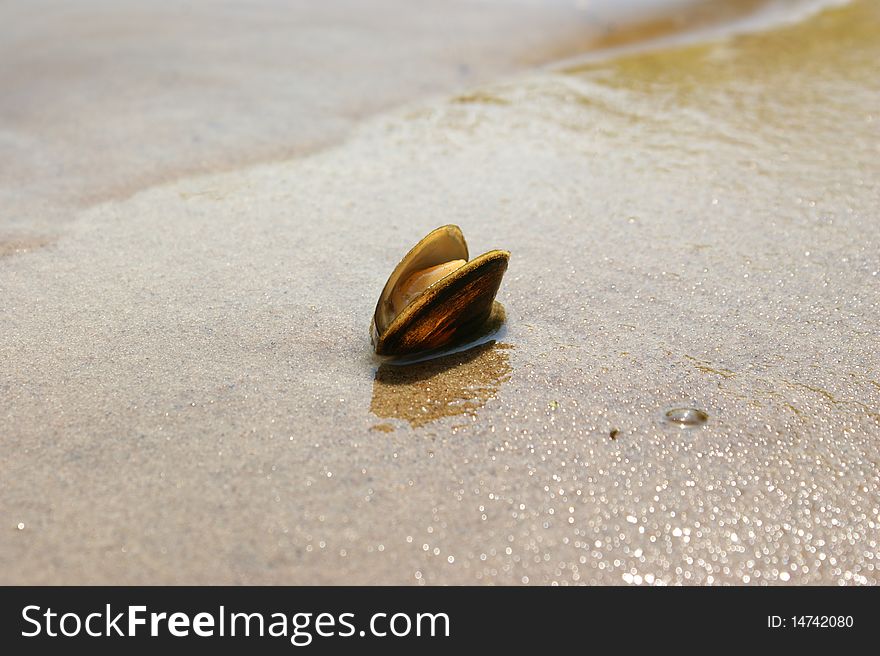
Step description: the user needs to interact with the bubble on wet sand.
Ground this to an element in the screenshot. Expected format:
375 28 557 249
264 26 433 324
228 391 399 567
664 407 709 426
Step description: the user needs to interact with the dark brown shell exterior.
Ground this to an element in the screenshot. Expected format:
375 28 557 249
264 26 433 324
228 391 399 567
372 248 509 357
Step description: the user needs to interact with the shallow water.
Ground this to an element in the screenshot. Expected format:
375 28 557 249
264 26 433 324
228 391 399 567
1 0 878 584
0 0 841 230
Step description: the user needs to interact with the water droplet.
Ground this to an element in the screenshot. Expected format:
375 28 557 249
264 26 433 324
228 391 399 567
664 407 708 426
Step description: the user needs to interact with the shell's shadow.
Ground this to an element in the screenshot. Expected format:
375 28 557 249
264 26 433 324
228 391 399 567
370 307 513 429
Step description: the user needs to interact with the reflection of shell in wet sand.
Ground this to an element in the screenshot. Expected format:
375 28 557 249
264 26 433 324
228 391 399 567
370 341 513 429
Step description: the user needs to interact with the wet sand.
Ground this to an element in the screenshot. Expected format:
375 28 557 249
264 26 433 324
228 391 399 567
1 0 878 584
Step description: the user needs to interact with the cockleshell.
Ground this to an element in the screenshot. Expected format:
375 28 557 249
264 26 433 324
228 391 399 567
371 225 509 356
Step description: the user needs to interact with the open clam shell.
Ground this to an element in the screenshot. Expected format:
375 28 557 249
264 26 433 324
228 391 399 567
371 225 510 356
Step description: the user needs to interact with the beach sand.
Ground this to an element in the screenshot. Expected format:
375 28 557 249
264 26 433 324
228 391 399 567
1 0 878 584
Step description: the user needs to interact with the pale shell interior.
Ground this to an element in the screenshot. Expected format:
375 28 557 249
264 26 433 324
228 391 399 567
374 225 469 335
